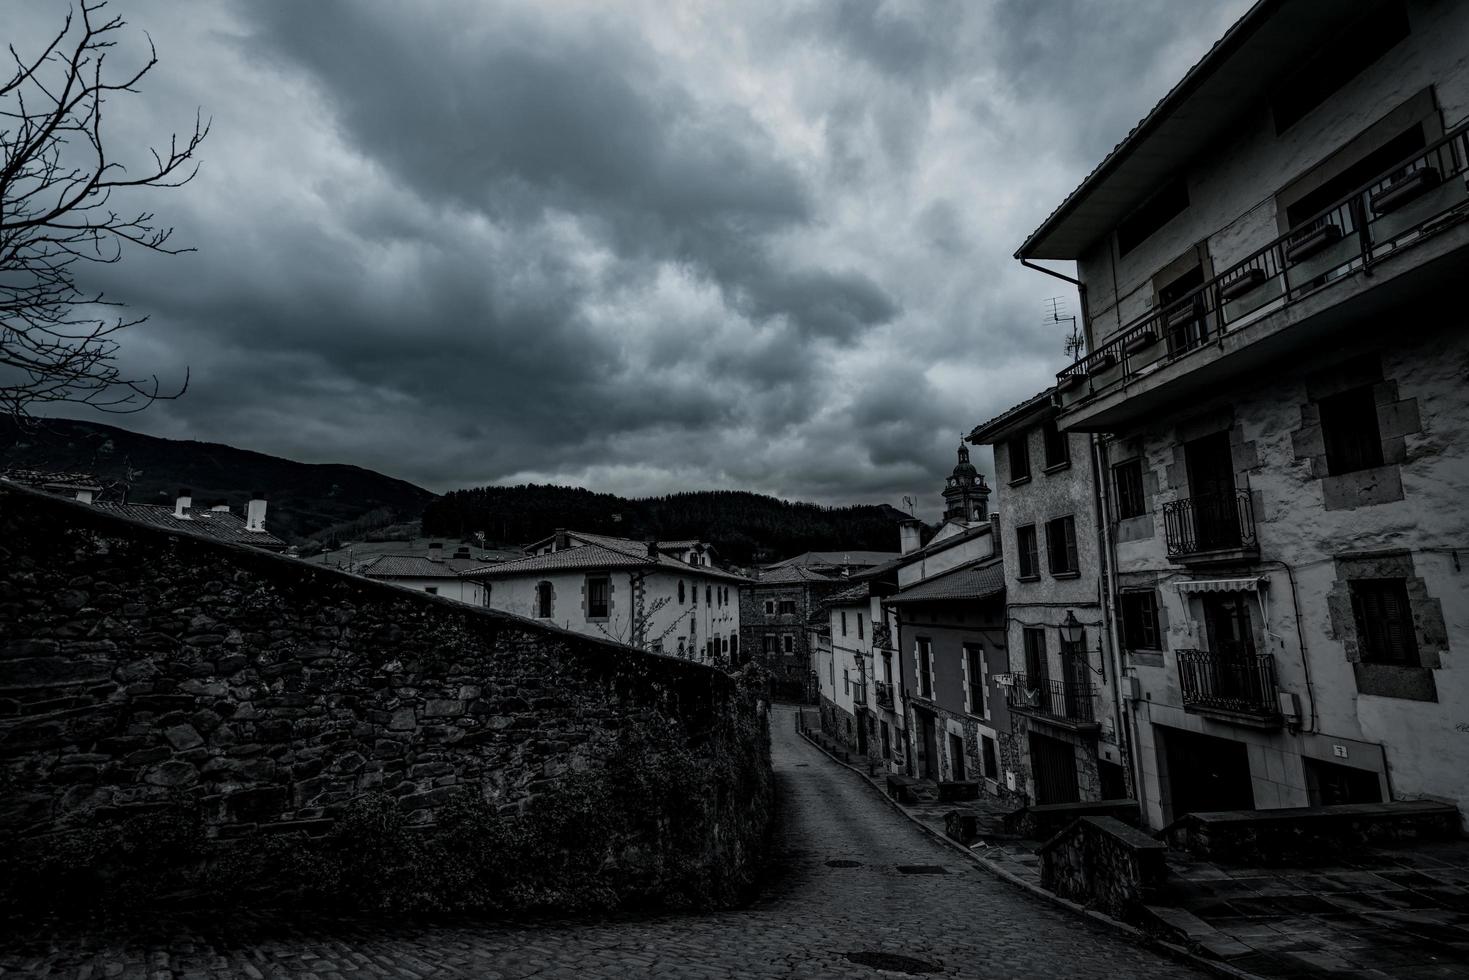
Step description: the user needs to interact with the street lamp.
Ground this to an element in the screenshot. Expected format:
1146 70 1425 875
1059 609 1105 680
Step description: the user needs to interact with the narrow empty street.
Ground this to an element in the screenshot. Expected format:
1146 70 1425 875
2 706 1204 979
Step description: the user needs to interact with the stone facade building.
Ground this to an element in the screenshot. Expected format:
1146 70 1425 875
1012 0 1469 827
970 393 1130 805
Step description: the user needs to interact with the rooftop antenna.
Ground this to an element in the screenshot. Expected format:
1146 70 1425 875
1046 296 1084 362
902 494 917 517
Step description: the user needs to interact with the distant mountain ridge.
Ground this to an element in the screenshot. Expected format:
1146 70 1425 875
0 417 435 544
422 485 911 564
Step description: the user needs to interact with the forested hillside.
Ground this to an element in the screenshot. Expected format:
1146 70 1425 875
421 485 908 564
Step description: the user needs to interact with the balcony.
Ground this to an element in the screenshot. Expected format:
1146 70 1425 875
1161 490 1258 564
1057 121 1469 430
1176 649 1281 728
1005 674 1099 731
875 680 895 710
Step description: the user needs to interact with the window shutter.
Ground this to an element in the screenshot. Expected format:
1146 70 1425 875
1065 517 1078 573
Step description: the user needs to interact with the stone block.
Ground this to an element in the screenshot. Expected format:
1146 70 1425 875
3 656 111 688
388 707 418 730
144 761 198 787
164 724 204 750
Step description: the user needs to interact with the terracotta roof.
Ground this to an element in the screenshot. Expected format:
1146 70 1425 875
824 582 872 606
464 539 747 583
753 564 845 585
765 550 900 570
357 555 485 579
2 469 104 492
886 558 1006 605
90 502 287 551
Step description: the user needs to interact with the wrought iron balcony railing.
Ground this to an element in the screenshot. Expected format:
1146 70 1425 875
1176 649 1279 719
874 680 894 710
1162 489 1258 558
1057 121 1469 399
1005 673 1097 724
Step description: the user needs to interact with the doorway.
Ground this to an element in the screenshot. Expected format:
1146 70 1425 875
1305 757 1383 806
855 710 869 756
1185 431 1240 551
949 732 967 782
1159 263 1208 355
916 710 940 781
1029 733 1080 804
1163 727 1255 816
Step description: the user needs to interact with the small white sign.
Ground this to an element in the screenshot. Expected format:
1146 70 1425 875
1333 744 1348 759
993 673 1015 687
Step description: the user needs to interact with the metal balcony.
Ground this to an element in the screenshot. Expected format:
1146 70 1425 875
1057 121 1469 404
1176 649 1280 725
1005 674 1098 727
875 681 894 710
1162 489 1258 561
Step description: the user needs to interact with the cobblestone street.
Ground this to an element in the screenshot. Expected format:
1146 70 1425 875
1 706 1204 979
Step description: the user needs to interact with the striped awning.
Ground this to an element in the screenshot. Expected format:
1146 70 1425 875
1176 577 1264 594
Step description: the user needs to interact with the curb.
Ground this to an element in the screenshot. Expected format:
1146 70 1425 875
791 719 1266 980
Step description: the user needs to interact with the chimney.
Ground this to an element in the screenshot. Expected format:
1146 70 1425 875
428 541 444 562
554 528 569 551
174 487 193 519
990 512 1002 555
647 540 659 558
899 518 923 555
210 499 230 513
245 491 268 532
454 545 472 559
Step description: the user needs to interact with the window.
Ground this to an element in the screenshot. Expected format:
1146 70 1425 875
677 637 686 657
1320 386 1384 476
1119 592 1161 651
764 599 774 615
721 636 729 654
1045 516 1078 576
692 584 698 605
1008 434 1032 483
965 644 986 717
883 652 893 687
782 634 794 654
1023 627 1048 681
535 581 553 618
706 585 712 605
763 634 776 654
679 581 686 604
981 735 999 781
916 638 933 698
1117 177 1188 256
1284 123 1425 228
651 639 663 654
1271 1 1410 134
1351 578 1419 665
857 613 864 639
482 582 492 607
778 599 797 615
425 586 438 595
840 611 848 636
1017 524 1040 579
1114 459 1147 520
586 575 610 619
1042 420 1070 469
730 635 738 659
843 669 850 695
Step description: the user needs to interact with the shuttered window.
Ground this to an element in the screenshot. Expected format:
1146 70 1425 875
1119 591 1160 651
1114 459 1146 519
1320 386 1384 476
1046 515 1079 575
1017 524 1039 579
1351 578 1418 665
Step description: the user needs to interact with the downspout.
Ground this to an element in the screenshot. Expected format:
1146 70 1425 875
1092 432 1139 800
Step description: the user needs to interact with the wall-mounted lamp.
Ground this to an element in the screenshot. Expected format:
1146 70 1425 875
1059 609 1105 680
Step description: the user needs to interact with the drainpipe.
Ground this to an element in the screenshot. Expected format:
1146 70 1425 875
1091 432 1139 801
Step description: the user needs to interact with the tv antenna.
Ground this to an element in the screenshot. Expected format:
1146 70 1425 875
1045 297 1085 362
902 494 917 516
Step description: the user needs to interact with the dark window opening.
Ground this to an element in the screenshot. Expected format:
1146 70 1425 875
1351 578 1419 666
1286 124 1426 228
965 644 985 716
587 575 610 619
1017 524 1039 579
1119 591 1161 651
1118 177 1189 256
1023 628 1049 682
1320 385 1384 475
1114 459 1147 520
1272 2 1411 135
1159 263 1207 355
981 735 999 780
1045 515 1079 575
917 638 933 698
1008 434 1032 482
536 581 553 619
1042 420 1070 469
778 599 797 615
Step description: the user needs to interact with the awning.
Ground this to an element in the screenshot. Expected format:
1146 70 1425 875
1175 577 1264 594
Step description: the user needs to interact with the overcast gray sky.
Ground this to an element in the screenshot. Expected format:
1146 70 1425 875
18 0 1251 508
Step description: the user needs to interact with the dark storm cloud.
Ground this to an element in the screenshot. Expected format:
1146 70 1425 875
18 0 1253 513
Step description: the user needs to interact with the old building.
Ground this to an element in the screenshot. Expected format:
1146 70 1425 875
742 549 898 699
466 529 745 661
1017 0 1469 826
970 393 1130 805
355 544 493 604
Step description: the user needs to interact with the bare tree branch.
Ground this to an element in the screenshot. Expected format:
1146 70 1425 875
1 0 207 419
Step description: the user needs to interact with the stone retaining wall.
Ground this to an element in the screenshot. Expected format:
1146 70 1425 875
0 484 771 910
1039 815 1168 921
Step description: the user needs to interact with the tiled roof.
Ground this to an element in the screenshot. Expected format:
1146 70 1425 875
886 559 1006 605
3 469 103 492
824 582 871 606
357 555 486 579
852 523 992 582
967 387 1057 444
752 564 845 585
91 502 287 551
463 538 747 583
766 550 901 570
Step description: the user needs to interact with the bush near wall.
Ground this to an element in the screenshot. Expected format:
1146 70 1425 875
0 485 772 918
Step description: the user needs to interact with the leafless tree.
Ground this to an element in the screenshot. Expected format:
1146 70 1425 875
1 0 207 418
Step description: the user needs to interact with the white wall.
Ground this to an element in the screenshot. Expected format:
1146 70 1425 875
896 531 994 589
375 576 485 605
